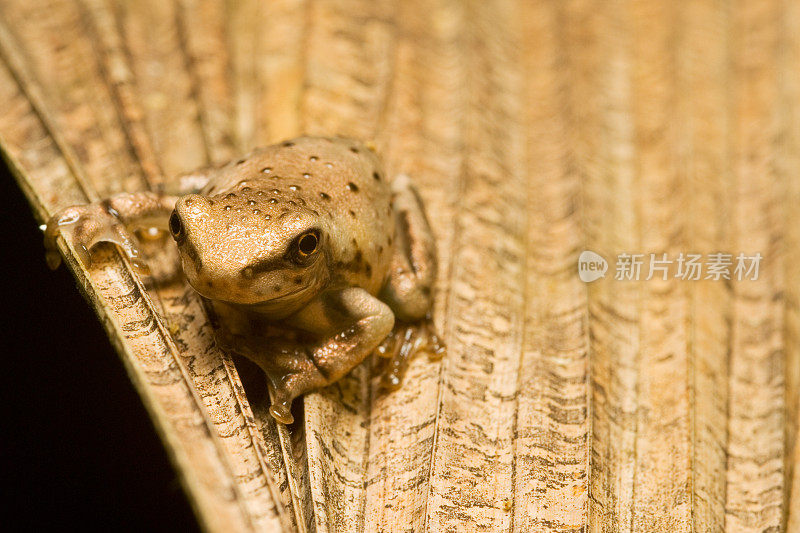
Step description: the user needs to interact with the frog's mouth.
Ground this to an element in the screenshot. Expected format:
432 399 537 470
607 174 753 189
256 286 307 303
202 285 310 307
233 285 318 318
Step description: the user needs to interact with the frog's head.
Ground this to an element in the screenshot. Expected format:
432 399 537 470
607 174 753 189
169 190 329 311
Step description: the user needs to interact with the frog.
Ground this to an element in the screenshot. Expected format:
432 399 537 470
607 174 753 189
44 136 444 424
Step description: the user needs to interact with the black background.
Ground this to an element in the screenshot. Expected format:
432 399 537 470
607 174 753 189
0 160 198 530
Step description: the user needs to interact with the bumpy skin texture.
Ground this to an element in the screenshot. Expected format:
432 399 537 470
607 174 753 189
45 136 443 423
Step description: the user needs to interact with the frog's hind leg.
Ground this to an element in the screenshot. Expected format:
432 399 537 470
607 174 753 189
381 174 437 321
376 320 445 390
378 174 445 389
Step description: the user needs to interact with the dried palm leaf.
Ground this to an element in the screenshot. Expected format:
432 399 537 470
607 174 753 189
0 0 797 532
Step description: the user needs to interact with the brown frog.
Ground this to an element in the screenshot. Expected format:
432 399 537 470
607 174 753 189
44 136 443 423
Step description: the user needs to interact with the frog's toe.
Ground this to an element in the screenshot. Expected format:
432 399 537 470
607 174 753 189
379 324 423 391
44 207 82 269
269 400 294 425
381 370 403 391
45 250 63 270
420 319 446 361
375 328 402 359
89 222 149 273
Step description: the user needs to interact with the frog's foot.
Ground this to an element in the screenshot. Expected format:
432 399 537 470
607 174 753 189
266 364 329 424
212 330 296 424
44 203 149 273
377 316 445 391
266 372 303 425
256 341 328 425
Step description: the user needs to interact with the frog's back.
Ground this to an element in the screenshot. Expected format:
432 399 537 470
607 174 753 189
203 136 387 193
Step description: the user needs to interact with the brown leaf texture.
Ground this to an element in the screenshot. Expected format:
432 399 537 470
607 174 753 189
0 0 798 531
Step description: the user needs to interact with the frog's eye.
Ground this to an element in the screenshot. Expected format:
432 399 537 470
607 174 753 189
169 210 184 241
290 230 320 264
298 232 319 256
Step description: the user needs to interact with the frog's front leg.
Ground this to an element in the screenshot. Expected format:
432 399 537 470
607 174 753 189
378 174 445 389
236 288 395 424
44 192 179 271
43 165 218 271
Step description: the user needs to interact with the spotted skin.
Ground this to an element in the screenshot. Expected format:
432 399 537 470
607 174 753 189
44 136 443 423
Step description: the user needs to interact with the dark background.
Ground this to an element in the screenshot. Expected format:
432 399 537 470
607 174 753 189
0 161 198 530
